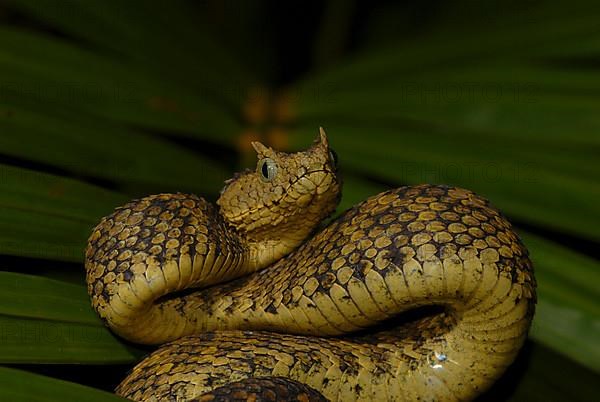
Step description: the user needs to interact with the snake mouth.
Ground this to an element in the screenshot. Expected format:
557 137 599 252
285 167 338 196
271 167 339 209
226 167 339 224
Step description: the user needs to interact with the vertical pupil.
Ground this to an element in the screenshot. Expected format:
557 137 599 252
261 162 270 178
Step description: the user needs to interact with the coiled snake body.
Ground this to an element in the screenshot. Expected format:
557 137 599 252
85 130 535 401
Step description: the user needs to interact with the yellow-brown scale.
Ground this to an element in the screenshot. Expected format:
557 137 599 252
190 377 327 401
85 129 535 402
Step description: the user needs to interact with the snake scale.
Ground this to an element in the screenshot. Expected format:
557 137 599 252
85 129 536 401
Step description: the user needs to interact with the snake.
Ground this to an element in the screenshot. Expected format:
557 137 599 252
84 129 536 401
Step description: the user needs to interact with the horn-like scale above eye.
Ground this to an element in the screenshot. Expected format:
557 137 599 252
258 158 278 182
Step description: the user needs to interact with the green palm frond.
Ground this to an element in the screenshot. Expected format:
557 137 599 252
0 1 598 400
0 367 128 401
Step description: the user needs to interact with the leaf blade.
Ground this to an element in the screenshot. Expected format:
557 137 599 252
0 366 128 401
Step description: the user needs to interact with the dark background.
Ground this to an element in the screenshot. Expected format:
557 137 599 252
0 1 598 401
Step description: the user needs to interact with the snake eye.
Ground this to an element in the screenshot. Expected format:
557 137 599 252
329 148 338 169
258 158 278 182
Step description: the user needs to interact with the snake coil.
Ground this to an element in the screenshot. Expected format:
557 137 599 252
85 129 535 401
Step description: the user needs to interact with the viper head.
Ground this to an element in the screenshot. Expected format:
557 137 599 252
217 128 341 260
